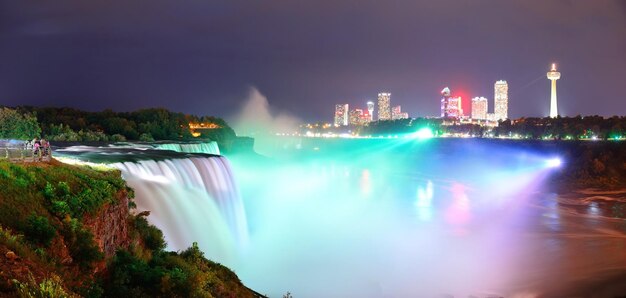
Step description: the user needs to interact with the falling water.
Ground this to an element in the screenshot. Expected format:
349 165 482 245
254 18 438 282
154 141 221 155
54 146 246 265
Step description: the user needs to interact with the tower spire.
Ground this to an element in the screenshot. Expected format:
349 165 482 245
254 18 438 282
547 63 561 118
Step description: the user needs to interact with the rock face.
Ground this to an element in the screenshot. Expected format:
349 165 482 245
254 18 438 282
83 192 131 258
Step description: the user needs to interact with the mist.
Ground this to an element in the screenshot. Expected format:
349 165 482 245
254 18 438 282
231 87 300 155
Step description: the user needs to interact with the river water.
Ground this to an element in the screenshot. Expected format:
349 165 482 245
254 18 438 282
229 138 626 297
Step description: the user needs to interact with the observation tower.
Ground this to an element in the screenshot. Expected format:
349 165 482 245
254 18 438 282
547 63 561 118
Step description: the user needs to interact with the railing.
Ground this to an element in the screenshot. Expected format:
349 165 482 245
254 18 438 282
0 147 52 162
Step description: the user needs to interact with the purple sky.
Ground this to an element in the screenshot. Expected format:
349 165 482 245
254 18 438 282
1 1 625 122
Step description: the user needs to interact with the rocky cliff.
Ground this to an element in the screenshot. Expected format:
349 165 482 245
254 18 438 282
82 191 130 258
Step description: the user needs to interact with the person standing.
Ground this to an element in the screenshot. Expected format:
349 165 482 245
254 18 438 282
42 139 51 159
32 137 41 161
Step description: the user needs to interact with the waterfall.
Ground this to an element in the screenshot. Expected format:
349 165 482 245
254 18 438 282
154 141 220 155
112 156 247 263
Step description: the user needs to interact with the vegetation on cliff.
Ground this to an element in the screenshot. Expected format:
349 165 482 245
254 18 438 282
0 160 260 297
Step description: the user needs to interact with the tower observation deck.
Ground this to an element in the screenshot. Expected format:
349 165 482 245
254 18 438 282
547 63 561 118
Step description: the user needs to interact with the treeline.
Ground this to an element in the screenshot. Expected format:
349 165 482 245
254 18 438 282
495 116 626 140
359 116 626 140
3 106 235 142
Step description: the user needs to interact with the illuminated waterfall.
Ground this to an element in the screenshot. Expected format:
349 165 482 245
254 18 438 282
154 141 220 155
112 156 247 263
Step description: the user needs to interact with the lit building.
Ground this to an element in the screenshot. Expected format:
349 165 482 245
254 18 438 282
440 87 463 118
471 97 488 120
377 93 391 120
494 80 508 120
361 110 371 124
486 113 497 122
392 105 408 120
334 104 349 126
547 63 561 118
367 101 375 121
349 109 364 126
440 87 451 117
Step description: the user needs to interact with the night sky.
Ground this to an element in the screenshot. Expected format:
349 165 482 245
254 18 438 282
1 1 625 122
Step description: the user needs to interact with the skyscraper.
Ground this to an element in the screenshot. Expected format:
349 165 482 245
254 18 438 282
377 93 391 120
471 97 488 120
441 87 462 118
440 87 451 117
334 104 349 126
367 101 375 121
349 109 364 126
391 105 408 120
494 80 508 120
547 63 561 118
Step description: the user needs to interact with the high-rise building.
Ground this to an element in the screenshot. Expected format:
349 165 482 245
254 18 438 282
471 97 488 120
440 87 463 118
391 106 401 119
391 105 408 120
367 101 375 121
440 87 451 117
361 110 371 124
494 80 508 120
377 93 391 120
334 104 349 126
349 109 364 126
547 63 561 118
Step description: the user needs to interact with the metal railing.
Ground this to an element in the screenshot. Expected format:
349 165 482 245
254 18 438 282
0 147 52 162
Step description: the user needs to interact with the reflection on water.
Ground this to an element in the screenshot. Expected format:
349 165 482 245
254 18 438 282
229 138 626 297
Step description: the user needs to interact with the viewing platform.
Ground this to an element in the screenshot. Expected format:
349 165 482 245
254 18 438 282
0 147 52 162
0 140 52 163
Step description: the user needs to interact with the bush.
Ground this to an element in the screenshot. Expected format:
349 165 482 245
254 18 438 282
138 133 154 142
13 274 70 298
24 214 56 247
134 215 165 251
62 220 103 269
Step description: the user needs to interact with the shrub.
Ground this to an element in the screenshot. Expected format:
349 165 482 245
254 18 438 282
110 134 127 142
134 215 165 251
62 222 103 269
24 214 56 247
138 133 154 142
13 274 70 298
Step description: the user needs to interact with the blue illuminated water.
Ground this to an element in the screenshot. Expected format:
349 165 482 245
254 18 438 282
229 138 626 297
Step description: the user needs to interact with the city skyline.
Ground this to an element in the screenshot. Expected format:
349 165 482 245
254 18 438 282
0 1 624 121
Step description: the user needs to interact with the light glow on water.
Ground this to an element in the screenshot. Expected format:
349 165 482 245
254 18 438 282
227 138 613 297
56 139 626 297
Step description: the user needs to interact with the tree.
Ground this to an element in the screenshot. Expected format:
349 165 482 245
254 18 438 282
0 108 41 140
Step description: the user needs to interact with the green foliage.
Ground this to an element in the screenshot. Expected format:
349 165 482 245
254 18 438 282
41 174 120 219
0 161 257 297
134 215 165 251
24 214 56 247
61 220 104 269
0 107 41 140
138 133 154 142
104 216 257 298
15 106 235 143
13 274 71 298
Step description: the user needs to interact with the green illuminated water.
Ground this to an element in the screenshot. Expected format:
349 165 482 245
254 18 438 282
228 137 626 297
55 138 626 296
